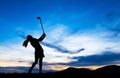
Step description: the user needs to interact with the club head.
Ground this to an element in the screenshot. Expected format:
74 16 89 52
37 16 40 19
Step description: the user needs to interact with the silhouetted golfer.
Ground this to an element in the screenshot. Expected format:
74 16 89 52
23 33 46 73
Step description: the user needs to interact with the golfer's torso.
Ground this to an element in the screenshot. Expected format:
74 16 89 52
30 38 43 50
30 38 44 57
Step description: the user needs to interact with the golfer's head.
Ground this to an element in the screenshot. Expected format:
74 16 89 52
27 35 33 40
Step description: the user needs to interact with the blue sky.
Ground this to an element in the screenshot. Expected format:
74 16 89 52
0 0 120 73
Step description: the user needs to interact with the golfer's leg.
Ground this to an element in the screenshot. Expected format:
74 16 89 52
28 57 38 73
39 57 43 73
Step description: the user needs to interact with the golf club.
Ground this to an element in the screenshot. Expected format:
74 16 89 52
37 16 45 33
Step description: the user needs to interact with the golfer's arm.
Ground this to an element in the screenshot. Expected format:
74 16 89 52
38 34 46 41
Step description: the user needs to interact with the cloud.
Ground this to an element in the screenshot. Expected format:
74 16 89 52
41 42 85 54
61 52 120 66
18 31 26 39
0 66 58 73
101 12 120 37
58 32 114 56
0 42 34 62
0 67 37 73
0 61 30 67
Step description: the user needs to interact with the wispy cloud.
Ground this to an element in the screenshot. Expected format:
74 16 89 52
41 42 84 54
100 12 120 37
68 52 120 66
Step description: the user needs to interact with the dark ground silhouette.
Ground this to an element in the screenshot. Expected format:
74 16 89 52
0 65 120 78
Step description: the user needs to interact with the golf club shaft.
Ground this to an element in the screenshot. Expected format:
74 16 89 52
39 17 45 33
